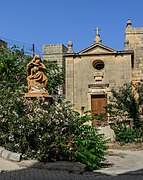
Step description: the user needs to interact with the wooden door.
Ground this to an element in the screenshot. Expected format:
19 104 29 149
91 94 107 125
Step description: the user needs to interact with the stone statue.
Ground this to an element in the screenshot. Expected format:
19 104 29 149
26 55 48 93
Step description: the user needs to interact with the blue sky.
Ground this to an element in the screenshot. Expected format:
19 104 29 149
1 0 143 55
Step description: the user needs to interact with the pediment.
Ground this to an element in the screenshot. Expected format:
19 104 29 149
79 43 117 55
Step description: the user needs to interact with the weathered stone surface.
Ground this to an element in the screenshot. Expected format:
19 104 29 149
0 147 5 156
98 125 115 142
42 44 67 68
0 147 21 162
24 92 51 98
125 20 143 83
65 43 132 113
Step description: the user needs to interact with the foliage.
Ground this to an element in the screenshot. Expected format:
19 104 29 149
0 46 65 94
0 93 108 170
106 83 143 128
43 60 65 94
73 119 108 170
106 83 143 143
0 46 31 90
0 46 107 170
113 123 143 144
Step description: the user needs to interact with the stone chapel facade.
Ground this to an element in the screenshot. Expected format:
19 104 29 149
42 19 143 118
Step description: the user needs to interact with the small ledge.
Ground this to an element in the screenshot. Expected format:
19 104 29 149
88 84 109 88
24 92 52 98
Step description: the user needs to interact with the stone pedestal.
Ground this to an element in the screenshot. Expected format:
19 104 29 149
98 125 115 142
24 92 52 98
24 92 53 106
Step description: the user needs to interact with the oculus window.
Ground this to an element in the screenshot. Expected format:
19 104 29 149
92 60 104 70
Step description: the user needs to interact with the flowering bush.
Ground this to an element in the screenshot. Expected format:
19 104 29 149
0 91 107 170
0 46 108 170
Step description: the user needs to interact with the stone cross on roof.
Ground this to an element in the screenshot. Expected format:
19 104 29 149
96 26 100 35
94 26 102 44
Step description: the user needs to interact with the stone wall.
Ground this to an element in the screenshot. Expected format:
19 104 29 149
125 21 143 82
42 20 140 113
42 44 67 68
65 52 132 112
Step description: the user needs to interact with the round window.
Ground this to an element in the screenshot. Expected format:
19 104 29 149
92 60 104 70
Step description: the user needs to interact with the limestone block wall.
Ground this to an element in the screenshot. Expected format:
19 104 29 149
42 44 67 68
65 54 132 111
125 25 143 82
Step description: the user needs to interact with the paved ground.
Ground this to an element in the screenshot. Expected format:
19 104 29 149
96 149 143 175
0 168 143 180
0 149 143 179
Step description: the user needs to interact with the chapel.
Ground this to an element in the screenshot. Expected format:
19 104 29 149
42 19 143 120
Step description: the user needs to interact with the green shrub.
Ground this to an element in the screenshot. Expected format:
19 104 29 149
43 60 65 94
113 123 143 144
73 124 107 170
0 46 107 170
0 92 108 170
106 83 143 128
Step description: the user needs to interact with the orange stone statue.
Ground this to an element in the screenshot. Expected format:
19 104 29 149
25 55 49 97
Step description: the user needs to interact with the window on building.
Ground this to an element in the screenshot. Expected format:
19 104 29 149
92 60 104 70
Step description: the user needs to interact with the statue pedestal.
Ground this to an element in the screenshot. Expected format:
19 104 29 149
24 92 52 98
24 92 53 102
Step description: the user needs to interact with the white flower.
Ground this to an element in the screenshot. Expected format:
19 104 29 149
19 125 24 129
12 111 18 117
8 135 14 141
1 118 6 122
14 143 19 147
22 154 27 158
